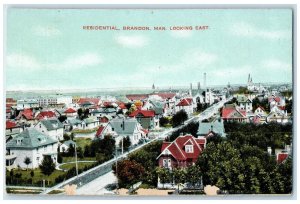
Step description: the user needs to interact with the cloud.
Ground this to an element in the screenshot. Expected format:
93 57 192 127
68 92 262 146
261 59 292 72
33 25 62 37
6 53 40 70
230 22 290 40
170 30 193 38
6 52 103 71
115 35 149 48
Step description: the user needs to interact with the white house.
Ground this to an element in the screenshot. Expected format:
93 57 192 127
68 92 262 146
35 118 64 141
16 99 39 111
59 140 76 153
95 118 147 146
237 95 253 113
6 128 58 169
175 98 194 116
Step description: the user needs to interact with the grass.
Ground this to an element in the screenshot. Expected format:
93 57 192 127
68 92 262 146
59 162 95 171
48 189 64 194
74 137 92 149
10 169 65 187
72 127 98 134
62 156 96 163
6 188 42 194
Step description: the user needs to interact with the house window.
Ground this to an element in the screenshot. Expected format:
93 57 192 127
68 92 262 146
163 159 171 168
185 145 194 153
39 124 41 128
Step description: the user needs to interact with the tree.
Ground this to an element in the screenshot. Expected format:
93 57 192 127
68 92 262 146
186 165 202 189
39 156 56 185
173 168 187 193
68 144 75 157
120 136 131 152
112 159 145 188
77 146 84 159
156 167 172 188
77 108 83 118
58 115 67 123
57 152 63 164
63 134 71 141
159 117 169 127
24 157 32 170
84 145 90 157
83 109 90 119
171 110 188 127
30 171 34 185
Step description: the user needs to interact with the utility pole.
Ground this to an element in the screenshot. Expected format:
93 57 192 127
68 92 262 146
43 179 45 192
115 147 119 194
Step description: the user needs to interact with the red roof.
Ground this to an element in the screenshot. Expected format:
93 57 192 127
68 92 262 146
176 98 193 106
126 94 149 101
64 108 76 114
222 106 246 118
277 152 289 164
268 96 281 103
151 93 176 100
159 135 206 162
6 120 18 129
16 109 34 120
102 101 112 107
36 111 56 120
78 98 100 105
141 129 149 134
95 126 105 137
129 110 155 117
118 102 127 110
277 106 285 110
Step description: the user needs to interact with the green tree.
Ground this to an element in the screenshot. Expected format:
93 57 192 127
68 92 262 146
30 171 34 185
120 136 131 152
156 167 172 188
84 145 90 157
57 152 63 163
186 165 202 189
77 108 83 118
39 156 56 185
171 110 188 127
24 157 32 170
173 168 187 193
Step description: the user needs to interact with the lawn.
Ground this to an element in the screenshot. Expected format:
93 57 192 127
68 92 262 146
74 137 92 149
62 156 96 163
11 169 65 187
59 162 96 171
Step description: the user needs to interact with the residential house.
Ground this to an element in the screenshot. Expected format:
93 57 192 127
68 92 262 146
236 95 253 113
82 117 100 130
35 118 64 141
6 128 58 169
64 108 77 118
16 108 36 126
78 98 101 108
221 104 248 123
59 140 76 153
266 106 290 124
95 118 146 146
65 118 82 131
6 120 22 142
35 110 57 120
268 95 285 110
157 135 206 170
91 107 117 120
175 98 194 116
126 94 149 102
129 109 157 129
197 118 226 138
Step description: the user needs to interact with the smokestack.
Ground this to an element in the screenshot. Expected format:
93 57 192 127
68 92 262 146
198 82 201 91
204 73 207 90
189 83 192 96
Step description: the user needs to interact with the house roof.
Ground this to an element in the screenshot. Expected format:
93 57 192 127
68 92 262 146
64 108 76 114
236 95 252 103
129 109 155 117
126 94 149 101
67 118 82 125
109 118 138 135
117 102 127 110
95 126 105 137
277 152 289 164
78 98 100 105
39 118 64 130
36 111 56 120
62 140 76 147
16 109 34 120
268 96 281 103
83 117 97 124
150 93 176 100
157 135 205 161
222 105 246 119
6 120 18 129
176 98 193 106
6 128 57 149
255 106 265 111
197 119 226 137
147 100 164 115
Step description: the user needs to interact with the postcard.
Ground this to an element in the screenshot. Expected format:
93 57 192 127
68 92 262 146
4 7 293 197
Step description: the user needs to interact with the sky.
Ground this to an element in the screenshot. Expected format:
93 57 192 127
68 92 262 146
5 9 293 91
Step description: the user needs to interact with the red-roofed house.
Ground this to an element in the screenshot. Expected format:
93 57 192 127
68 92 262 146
64 108 77 118
221 105 248 123
129 109 158 129
268 96 285 110
126 94 149 102
78 98 101 109
6 120 22 141
277 152 289 164
175 98 194 116
36 111 57 120
95 126 105 138
16 109 36 126
157 135 206 170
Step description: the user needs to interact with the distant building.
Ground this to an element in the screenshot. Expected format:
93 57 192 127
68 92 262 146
17 99 39 110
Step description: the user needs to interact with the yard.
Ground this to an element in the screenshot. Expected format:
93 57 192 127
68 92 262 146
59 162 96 171
74 137 92 149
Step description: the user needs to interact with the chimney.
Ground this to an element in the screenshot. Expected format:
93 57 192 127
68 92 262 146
197 82 201 91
